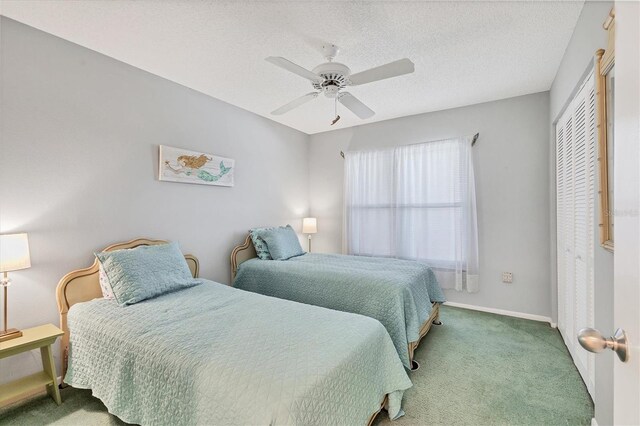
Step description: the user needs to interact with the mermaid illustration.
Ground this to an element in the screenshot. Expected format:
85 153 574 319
165 153 232 182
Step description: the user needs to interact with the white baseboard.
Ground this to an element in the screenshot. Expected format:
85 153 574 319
591 417 598 426
443 301 554 326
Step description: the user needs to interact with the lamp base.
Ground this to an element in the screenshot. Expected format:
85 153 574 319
0 328 22 342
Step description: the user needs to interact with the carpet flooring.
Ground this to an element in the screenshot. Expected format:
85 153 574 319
0 306 593 425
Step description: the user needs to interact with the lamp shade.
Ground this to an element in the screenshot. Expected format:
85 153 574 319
0 233 31 272
302 218 317 234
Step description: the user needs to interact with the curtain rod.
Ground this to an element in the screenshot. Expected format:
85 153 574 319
339 132 479 159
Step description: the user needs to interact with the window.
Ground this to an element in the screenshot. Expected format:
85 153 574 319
344 136 479 292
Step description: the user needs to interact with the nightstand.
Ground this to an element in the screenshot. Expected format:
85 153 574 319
0 324 64 406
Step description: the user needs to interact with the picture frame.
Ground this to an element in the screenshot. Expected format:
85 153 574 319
158 145 235 187
595 8 615 252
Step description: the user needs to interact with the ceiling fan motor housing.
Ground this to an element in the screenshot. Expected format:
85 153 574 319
312 62 351 98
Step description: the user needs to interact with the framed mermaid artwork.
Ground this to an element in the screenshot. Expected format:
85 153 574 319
158 145 234 187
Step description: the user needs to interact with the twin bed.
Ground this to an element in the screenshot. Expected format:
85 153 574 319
231 233 446 369
56 238 412 425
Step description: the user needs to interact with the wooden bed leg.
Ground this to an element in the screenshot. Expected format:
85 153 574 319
59 346 69 388
432 305 442 325
406 302 442 371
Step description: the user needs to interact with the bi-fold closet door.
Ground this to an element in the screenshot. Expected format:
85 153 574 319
556 72 596 397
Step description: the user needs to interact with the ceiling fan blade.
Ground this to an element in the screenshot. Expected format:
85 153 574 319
265 57 324 84
338 92 375 119
348 58 415 86
271 92 319 115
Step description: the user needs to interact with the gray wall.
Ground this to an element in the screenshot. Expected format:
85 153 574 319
0 17 310 383
550 1 614 121
309 92 552 318
548 2 614 424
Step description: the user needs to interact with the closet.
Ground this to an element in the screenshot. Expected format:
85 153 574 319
556 72 596 396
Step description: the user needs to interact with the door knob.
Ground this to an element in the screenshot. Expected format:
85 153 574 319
577 328 629 362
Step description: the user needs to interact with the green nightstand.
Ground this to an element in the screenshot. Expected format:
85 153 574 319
0 324 64 406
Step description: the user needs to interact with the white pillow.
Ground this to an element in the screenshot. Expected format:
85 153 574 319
98 263 115 300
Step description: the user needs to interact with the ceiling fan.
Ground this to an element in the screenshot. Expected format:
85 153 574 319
266 45 414 122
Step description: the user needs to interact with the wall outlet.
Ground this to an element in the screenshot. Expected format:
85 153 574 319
502 272 513 283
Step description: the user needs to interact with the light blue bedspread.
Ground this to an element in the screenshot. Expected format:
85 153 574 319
65 281 412 425
234 253 446 368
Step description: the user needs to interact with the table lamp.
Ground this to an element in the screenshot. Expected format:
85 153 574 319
302 218 317 252
0 233 31 342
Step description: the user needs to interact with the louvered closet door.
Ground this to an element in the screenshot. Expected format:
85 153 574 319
556 72 596 397
557 117 566 339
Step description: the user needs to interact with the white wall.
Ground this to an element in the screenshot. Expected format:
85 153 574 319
309 92 552 318
0 17 310 383
547 2 614 424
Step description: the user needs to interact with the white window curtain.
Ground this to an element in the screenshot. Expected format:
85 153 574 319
344 136 479 292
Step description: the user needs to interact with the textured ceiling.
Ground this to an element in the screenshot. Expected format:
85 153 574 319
1 0 584 135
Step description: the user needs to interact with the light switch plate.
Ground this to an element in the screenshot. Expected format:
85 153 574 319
502 272 513 283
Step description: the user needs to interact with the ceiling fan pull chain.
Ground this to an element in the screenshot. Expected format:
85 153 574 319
331 97 341 125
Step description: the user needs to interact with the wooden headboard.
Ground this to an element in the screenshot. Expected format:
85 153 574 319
55 238 199 380
230 234 257 283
